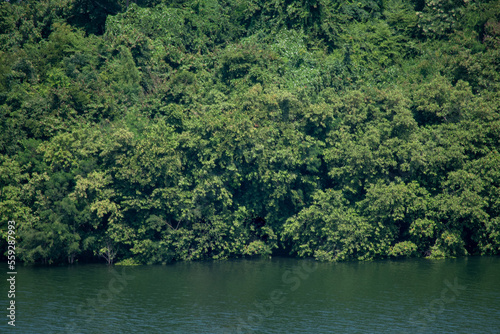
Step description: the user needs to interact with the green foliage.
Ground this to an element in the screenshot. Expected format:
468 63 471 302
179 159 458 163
384 0 419 37
283 190 381 261
412 75 475 125
324 87 418 197
339 20 406 70
389 241 418 257
1 0 499 265
360 180 430 244
115 257 141 265
105 1 241 53
415 0 466 38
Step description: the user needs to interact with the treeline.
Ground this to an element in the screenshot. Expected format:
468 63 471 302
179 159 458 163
1 0 499 264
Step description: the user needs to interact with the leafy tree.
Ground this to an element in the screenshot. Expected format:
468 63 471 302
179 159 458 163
283 189 383 261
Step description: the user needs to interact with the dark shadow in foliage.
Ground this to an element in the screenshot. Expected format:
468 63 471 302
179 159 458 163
68 0 123 35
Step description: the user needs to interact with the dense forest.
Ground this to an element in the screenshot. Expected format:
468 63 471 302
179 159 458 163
1 0 499 265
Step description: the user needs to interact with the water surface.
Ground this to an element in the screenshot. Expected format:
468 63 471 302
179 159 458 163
2 256 500 333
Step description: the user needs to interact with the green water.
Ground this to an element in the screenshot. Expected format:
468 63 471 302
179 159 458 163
1 257 500 333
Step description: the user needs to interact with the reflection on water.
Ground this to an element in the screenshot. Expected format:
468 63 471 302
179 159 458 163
1 256 499 333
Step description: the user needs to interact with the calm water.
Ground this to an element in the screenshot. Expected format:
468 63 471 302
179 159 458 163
1 256 500 333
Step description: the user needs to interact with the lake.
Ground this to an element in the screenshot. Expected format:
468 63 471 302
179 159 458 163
2 256 500 333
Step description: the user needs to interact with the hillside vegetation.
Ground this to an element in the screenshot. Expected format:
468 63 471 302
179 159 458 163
1 0 500 264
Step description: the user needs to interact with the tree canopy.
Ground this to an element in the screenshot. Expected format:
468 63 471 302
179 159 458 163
1 0 499 264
